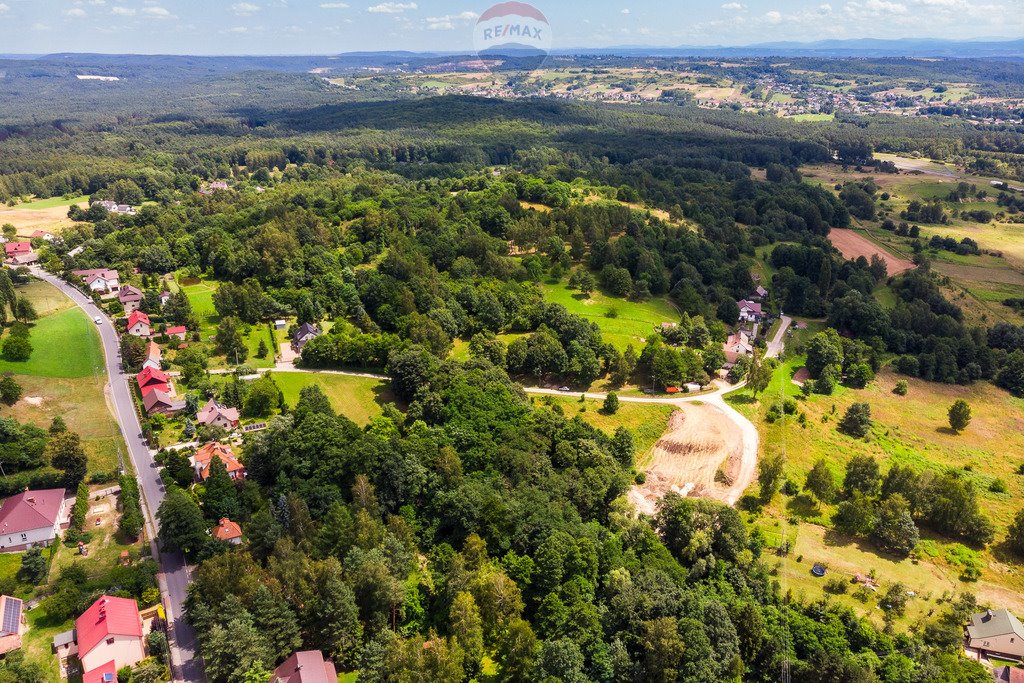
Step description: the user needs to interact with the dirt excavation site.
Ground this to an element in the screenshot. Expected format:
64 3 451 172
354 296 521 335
629 402 747 515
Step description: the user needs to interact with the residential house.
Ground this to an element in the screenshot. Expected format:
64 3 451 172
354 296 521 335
142 389 185 416
752 285 768 299
723 332 754 365
75 596 145 676
736 299 763 323
72 268 120 295
136 366 171 396
291 323 321 353
196 398 240 431
0 596 25 654
4 242 32 259
126 310 151 337
212 518 243 545
0 488 68 551
142 341 162 371
165 325 188 341
52 628 77 658
994 665 1024 683
270 651 337 683
30 230 56 242
93 200 135 215
192 442 246 481
6 252 39 266
966 608 1024 660
118 285 144 314
158 291 171 307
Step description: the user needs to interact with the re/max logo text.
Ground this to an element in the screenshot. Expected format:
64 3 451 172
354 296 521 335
482 23 544 42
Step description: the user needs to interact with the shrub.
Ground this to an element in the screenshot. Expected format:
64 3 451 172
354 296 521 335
839 402 872 438
893 380 908 396
824 576 848 594
990 479 1008 494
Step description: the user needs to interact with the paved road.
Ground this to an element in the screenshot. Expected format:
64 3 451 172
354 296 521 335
29 268 204 683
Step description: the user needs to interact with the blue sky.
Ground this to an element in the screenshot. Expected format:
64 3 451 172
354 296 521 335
0 0 1020 54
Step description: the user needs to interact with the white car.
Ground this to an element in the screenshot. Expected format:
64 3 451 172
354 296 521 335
557 386 571 392
93 316 103 325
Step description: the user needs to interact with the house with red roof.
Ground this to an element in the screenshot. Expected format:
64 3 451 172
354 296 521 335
192 443 245 481
212 518 243 545
0 488 68 551
165 325 188 341
196 398 240 431
118 285 144 314
75 596 145 676
3 242 31 259
82 660 117 683
126 310 151 337
136 366 170 395
271 651 337 683
72 269 120 295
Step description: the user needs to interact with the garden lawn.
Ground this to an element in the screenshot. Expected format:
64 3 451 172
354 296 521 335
0 308 104 378
539 280 679 351
274 372 393 425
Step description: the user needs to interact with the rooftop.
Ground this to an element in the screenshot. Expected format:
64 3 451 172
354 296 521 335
0 489 66 535
75 596 142 659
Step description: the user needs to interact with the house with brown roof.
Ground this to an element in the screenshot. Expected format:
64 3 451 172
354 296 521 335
737 299 763 323
994 665 1024 683
126 310 151 337
270 651 337 683
142 389 185 416
118 285 144 313
75 596 145 677
291 323 321 353
966 608 1024 660
142 341 162 371
212 518 242 545
196 399 240 431
72 268 120 295
0 596 26 654
6 252 39 266
192 442 246 481
723 331 754 364
0 489 68 551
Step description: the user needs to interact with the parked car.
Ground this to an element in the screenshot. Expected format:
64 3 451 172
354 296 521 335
94 316 103 324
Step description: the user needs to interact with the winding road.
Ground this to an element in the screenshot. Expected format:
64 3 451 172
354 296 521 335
29 268 204 683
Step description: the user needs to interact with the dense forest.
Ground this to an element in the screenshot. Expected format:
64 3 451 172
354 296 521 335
3 56 1024 682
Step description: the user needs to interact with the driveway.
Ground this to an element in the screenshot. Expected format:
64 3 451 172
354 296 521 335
29 268 204 683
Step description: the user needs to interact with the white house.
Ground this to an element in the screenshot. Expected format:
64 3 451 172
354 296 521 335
737 299 763 323
196 399 240 431
126 310 151 337
75 596 145 677
0 489 68 551
72 269 120 295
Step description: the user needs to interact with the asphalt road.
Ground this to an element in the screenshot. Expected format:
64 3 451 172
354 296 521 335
30 268 204 683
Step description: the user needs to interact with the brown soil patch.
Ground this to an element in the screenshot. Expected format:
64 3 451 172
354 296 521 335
629 403 744 515
0 202 87 236
829 228 914 274
792 367 810 386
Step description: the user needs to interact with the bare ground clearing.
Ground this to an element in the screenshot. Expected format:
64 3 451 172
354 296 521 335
829 228 914 274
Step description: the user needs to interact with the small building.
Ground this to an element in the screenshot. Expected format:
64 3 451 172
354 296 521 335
212 518 243 545
72 269 120 294
753 285 768 299
271 650 337 683
737 299 763 323
165 325 188 341
118 285 144 314
291 323 321 353
6 252 39 266
52 628 77 657
142 389 185 416
723 332 753 364
67 245 86 258
192 442 246 481
4 242 32 259
0 596 26 654
136 366 171 396
93 200 135 215
274 319 287 330
75 596 145 677
158 291 171 307
30 230 56 242
966 608 1024 660
659 322 678 331
142 341 162 371
0 489 68 551
196 398 240 431
126 310 151 337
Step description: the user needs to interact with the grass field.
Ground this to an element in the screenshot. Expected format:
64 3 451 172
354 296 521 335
175 278 279 369
274 372 393 425
539 279 679 351
729 337 1024 626
0 279 124 475
532 394 676 458
786 113 835 122
12 195 86 210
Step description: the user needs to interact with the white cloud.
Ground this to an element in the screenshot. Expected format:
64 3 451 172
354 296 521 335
621 8 630 13
721 2 745 9
32 22 50 30
88 0 106 4
232 2 259 15
819 2 832 9
0 3 9 13
320 1 349 6
225 25 248 32
111 6 136 15
65 7 87 16
367 2 416 13
141 5 173 18
765 9 782 22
